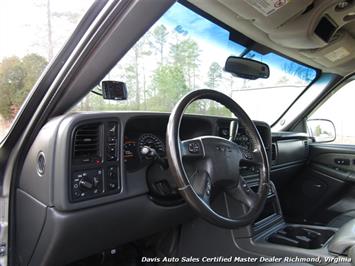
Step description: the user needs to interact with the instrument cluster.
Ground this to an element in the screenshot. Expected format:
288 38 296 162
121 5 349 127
124 133 165 171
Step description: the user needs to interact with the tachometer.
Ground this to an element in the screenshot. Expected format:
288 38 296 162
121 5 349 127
138 133 165 158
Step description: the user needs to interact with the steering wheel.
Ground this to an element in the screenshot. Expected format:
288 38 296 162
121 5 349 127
166 89 270 229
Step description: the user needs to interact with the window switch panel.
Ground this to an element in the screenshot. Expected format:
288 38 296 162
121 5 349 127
334 158 350 166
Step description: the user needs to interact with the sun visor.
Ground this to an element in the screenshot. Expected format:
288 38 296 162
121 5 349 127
218 0 313 33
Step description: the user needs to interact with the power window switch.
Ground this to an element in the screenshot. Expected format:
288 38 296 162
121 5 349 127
334 158 350 165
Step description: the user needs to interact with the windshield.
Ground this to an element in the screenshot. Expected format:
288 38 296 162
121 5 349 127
76 2 317 125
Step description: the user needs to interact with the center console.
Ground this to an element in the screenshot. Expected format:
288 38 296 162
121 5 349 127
244 176 284 235
235 175 355 264
245 178 336 250
268 225 335 249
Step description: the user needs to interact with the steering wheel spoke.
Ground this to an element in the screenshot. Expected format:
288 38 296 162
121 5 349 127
226 178 259 209
239 146 262 166
189 170 212 205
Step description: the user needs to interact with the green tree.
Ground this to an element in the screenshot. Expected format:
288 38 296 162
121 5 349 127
123 64 138 109
21 54 48 98
0 57 25 120
203 62 224 114
149 65 188 111
170 38 200 90
0 54 47 120
123 36 152 110
150 25 169 65
205 62 222 89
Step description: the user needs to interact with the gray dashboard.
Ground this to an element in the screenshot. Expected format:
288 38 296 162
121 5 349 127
15 111 308 266
18 112 272 211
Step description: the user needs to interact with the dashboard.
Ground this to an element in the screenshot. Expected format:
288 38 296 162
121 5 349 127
15 112 312 266
19 112 272 210
16 112 273 266
16 111 315 266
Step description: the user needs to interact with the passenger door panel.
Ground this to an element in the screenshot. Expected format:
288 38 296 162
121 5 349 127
281 144 355 225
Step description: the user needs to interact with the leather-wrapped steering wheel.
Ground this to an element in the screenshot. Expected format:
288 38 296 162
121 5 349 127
166 89 270 229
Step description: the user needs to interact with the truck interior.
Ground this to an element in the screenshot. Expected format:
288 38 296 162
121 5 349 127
2 0 355 265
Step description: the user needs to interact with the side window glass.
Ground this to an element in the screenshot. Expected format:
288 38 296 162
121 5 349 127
309 80 355 144
0 0 93 142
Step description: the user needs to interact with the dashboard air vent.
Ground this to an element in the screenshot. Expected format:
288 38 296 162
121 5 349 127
73 123 100 160
271 143 277 161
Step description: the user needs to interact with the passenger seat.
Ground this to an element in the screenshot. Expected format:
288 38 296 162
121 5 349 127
327 210 355 228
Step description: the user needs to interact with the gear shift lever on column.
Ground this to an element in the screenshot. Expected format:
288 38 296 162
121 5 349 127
229 120 239 142
141 146 168 169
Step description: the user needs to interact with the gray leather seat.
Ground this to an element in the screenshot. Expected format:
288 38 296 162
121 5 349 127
327 210 355 228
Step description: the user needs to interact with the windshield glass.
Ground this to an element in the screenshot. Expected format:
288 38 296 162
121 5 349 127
76 2 317 125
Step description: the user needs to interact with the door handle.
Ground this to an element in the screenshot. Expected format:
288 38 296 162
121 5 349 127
312 163 352 182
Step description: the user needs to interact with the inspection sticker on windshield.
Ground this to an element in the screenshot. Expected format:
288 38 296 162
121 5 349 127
244 0 289 16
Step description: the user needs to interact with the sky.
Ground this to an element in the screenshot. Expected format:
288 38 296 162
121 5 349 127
0 0 93 60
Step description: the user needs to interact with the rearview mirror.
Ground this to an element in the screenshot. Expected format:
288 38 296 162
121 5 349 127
224 56 269 80
307 119 336 143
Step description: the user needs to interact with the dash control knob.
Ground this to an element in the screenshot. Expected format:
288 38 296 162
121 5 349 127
79 178 94 190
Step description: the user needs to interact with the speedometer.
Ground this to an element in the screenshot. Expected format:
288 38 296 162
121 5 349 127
138 133 165 157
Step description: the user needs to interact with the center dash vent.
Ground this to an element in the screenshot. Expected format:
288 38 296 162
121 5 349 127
73 123 100 161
